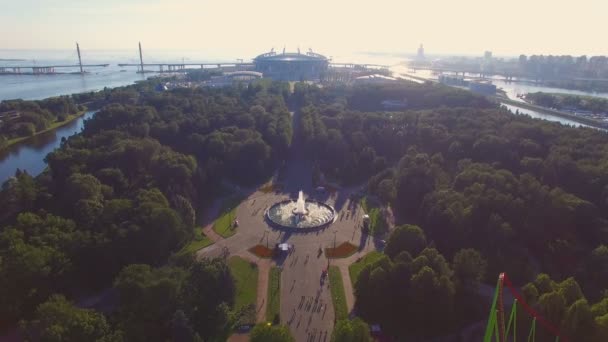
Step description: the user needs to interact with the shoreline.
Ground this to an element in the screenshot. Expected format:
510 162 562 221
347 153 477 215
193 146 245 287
1 109 89 151
496 97 607 129
399 70 608 130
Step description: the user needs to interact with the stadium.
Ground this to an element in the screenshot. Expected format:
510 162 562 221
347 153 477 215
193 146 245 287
253 49 329 81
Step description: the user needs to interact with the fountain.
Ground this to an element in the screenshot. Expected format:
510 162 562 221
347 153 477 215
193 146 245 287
266 190 335 229
292 191 309 222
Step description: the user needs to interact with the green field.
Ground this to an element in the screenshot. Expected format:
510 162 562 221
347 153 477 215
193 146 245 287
213 195 244 238
328 266 348 321
176 227 213 256
361 197 388 236
229 256 259 311
348 251 384 286
266 267 281 322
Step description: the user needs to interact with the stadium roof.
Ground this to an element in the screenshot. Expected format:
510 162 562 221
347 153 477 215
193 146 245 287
254 50 328 62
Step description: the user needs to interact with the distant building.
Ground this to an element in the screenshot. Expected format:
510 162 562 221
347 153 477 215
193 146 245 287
417 44 425 60
438 74 467 86
205 71 263 87
354 74 399 85
469 81 497 95
484 51 493 60
253 49 329 81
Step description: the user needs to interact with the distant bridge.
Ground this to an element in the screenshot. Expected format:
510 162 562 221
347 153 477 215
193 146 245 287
0 43 108 75
409 65 523 80
0 64 110 75
117 62 254 73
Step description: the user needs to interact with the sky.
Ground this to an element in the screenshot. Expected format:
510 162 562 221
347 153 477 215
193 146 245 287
1 0 607 59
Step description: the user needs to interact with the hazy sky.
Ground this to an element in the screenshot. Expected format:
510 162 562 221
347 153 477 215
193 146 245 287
1 0 606 58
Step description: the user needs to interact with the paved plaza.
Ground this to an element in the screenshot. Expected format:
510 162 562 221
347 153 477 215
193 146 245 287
197 158 379 341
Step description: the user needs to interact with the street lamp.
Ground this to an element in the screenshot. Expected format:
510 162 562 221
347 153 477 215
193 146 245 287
265 230 270 248
333 230 337 248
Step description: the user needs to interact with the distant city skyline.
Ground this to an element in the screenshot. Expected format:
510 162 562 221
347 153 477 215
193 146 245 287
1 0 607 57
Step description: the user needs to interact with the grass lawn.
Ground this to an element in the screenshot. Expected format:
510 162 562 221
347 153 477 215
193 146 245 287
348 251 384 286
266 267 281 322
328 266 348 321
176 227 213 256
229 256 259 311
3 110 87 149
361 196 388 236
213 195 244 238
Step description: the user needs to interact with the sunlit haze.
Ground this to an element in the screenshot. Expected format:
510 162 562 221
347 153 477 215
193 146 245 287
1 0 607 58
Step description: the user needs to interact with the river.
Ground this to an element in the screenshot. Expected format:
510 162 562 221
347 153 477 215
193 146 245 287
0 111 96 184
1 52 606 184
0 48 241 184
392 66 608 129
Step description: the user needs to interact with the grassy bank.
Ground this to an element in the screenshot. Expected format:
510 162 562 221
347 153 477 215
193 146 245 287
213 195 245 238
266 267 281 322
328 266 348 321
348 251 384 286
228 256 259 311
2 110 88 150
360 196 388 236
176 227 213 256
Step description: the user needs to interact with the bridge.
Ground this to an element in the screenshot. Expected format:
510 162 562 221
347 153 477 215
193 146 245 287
0 43 108 75
0 64 110 75
409 65 523 80
117 62 254 73
331 63 389 69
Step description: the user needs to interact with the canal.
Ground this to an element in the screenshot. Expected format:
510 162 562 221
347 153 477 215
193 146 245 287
0 110 96 184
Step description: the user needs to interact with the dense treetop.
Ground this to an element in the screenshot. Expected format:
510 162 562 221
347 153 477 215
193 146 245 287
0 80 292 339
295 82 608 339
0 97 82 145
2 79 608 340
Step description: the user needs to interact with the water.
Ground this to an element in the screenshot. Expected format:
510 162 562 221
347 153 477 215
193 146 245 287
491 78 608 102
2 50 605 185
0 49 240 101
500 103 598 129
295 190 307 214
392 65 608 128
0 110 96 184
267 196 335 229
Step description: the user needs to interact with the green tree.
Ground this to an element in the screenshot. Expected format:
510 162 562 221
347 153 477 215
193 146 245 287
22 295 122 342
384 225 427 259
332 318 371 342
250 324 294 342
181 258 235 340
113 264 187 342
452 248 487 290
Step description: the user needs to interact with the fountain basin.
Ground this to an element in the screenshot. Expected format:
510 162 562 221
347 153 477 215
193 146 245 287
266 199 336 229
